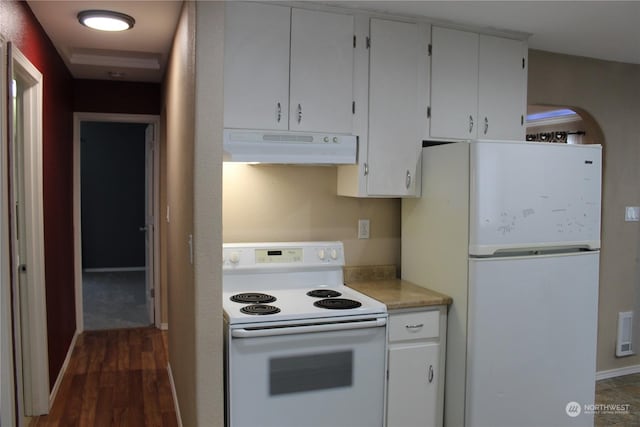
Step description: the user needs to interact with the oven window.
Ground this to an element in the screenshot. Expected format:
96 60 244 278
269 351 353 395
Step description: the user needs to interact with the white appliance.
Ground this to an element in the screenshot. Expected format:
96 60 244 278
223 241 387 427
223 129 357 164
402 140 601 427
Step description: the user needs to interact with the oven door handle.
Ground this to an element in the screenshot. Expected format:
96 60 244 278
231 317 387 338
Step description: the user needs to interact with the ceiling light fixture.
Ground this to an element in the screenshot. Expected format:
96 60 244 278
77 10 135 32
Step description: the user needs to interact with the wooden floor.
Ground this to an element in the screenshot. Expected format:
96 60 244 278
31 327 178 427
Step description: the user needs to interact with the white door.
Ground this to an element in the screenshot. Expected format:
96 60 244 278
8 45 49 416
429 27 478 140
289 8 354 134
478 35 527 140
0 36 17 426
367 19 425 196
387 343 439 427
467 252 599 427
469 141 602 255
223 2 290 130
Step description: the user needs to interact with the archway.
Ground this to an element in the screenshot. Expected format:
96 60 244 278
526 104 605 146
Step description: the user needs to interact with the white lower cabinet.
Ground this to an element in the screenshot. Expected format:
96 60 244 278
386 308 446 427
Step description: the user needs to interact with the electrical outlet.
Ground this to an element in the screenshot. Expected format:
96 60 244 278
625 206 640 222
358 219 370 239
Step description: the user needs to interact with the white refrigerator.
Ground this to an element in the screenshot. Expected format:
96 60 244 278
402 140 601 427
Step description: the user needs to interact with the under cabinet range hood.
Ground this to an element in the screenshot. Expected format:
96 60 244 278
223 129 357 164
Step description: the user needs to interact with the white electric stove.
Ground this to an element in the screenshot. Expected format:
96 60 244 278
223 241 388 427
222 241 387 325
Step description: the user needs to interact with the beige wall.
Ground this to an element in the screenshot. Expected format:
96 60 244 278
223 164 401 268
162 2 224 425
529 49 640 372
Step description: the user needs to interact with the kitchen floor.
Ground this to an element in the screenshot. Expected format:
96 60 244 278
595 373 640 427
30 327 177 427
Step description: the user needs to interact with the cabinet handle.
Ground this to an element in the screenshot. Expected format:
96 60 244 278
297 104 303 124
405 170 412 189
484 117 488 135
405 323 423 330
469 115 474 133
428 365 434 383
276 102 282 123
363 162 369 176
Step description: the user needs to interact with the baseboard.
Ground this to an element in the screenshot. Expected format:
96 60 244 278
160 323 169 331
167 363 183 427
83 267 145 273
49 331 79 406
596 364 640 380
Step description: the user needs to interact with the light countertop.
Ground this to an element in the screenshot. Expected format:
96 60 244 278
347 279 452 311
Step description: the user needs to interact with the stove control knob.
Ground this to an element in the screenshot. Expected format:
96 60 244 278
317 249 326 260
330 249 338 260
229 252 240 265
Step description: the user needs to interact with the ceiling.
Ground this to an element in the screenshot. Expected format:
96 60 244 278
27 1 640 83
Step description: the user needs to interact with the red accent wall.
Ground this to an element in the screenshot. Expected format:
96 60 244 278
74 79 161 115
2 1 76 391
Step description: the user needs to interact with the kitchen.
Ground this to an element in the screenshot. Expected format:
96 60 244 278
3 1 640 426
219 2 618 427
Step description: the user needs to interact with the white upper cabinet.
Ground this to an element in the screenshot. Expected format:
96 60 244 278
366 18 426 196
337 17 428 197
430 27 479 140
224 3 354 134
478 35 528 140
429 26 527 141
224 2 290 130
289 9 354 134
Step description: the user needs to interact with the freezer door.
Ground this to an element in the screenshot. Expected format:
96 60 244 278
469 141 601 256
466 252 598 427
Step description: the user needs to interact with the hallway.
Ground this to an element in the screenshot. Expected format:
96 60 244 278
31 328 177 427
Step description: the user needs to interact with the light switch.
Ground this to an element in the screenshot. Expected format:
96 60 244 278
625 206 640 222
358 219 370 239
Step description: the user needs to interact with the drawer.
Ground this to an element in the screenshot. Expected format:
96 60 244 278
389 310 439 342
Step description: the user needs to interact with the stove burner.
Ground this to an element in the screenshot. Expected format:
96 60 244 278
240 304 281 315
230 293 276 304
306 289 342 298
314 298 362 310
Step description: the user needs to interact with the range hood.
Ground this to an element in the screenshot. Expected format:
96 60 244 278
223 129 357 164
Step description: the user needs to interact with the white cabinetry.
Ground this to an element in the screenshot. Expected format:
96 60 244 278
224 3 354 133
338 18 428 197
386 308 446 427
429 26 527 141
289 9 354 133
478 34 528 140
429 27 478 141
224 2 290 131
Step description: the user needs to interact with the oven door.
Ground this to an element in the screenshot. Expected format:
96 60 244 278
226 316 387 427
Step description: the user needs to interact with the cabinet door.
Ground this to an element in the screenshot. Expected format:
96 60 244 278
224 3 290 130
289 9 354 133
430 27 479 140
367 19 425 196
478 35 527 140
387 343 440 427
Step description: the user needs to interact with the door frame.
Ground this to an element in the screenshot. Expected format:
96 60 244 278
1 35 18 427
73 112 161 332
8 44 48 417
